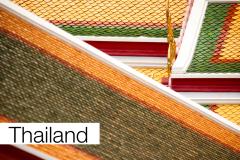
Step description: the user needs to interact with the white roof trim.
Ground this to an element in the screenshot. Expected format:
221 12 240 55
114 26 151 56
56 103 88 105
113 56 167 67
171 73 240 78
1 0 239 135
180 92 240 104
13 145 57 160
77 36 171 42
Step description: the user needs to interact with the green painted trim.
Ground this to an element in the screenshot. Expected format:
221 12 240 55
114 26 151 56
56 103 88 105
187 3 240 73
59 25 181 38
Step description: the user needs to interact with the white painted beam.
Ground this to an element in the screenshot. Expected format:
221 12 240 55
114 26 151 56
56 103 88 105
76 36 171 42
179 92 240 104
113 56 167 67
171 73 240 78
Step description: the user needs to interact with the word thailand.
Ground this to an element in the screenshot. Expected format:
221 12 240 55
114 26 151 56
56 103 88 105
8 126 88 144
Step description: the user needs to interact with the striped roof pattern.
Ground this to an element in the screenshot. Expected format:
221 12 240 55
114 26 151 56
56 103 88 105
188 3 240 73
0 7 240 160
12 0 188 37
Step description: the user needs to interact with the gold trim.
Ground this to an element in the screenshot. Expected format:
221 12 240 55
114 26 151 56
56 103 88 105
166 0 176 77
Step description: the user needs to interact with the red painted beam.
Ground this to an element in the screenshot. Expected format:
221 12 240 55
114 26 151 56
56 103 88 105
86 41 168 57
171 78 240 92
0 145 42 160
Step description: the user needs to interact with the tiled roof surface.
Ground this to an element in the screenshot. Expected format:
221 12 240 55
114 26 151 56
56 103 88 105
12 0 188 37
134 67 168 82
188 3 240 73
208 104 240 125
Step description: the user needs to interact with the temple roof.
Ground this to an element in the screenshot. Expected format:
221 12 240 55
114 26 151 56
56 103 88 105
12 0 188 37
1 1 240 159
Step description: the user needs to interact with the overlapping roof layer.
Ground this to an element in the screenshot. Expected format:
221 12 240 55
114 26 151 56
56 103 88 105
188 3 240 73
12 0 188 37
